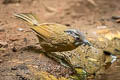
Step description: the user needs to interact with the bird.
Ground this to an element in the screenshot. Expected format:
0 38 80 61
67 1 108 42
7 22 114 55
15 13 91 52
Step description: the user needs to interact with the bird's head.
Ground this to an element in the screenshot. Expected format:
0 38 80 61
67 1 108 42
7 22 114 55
65 29 91 46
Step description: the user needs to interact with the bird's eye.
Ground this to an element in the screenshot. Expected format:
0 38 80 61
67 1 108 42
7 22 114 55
75 37 80 40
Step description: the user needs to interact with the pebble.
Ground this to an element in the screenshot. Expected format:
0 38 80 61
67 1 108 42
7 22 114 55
9 37 19 41
0 27 5 32
0 59 3 63
12 47 17 52
97 26 107 29
0 41 8 48
18 28 24 32
64 24 71 27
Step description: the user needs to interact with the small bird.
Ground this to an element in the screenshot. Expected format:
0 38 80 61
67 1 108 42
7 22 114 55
15 13 91 52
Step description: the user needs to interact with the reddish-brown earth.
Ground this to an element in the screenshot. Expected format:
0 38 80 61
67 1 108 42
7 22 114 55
0 0 120 80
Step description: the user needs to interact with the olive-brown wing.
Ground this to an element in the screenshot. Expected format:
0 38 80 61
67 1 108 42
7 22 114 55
32 23 76 52
31 23 70 41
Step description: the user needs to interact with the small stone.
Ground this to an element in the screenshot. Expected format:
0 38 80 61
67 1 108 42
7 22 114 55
12 47 17 52
11 66 17 70
0 27 5 32
9 37 19 41
0 59 3 63
0 41 8 48
3 0 21 4
64 24 71 27
24 38 27 43
18 28 24 32
111 16 120 23
0 48 6 51
97 26 107 29
112 16 120 20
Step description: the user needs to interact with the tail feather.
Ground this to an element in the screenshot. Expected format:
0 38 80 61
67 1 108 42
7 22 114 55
14 13 39 26
15 13 53 41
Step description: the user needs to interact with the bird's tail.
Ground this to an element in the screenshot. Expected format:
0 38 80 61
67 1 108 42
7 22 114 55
14 13 39 26
14 13 52 41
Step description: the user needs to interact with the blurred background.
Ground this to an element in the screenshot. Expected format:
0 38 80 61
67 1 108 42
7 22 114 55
0 0 120 80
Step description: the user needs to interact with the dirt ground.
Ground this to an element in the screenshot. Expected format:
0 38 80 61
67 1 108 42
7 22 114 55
0 0 120 80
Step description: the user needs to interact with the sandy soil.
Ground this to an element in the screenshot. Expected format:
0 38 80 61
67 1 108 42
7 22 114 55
0 0 120 80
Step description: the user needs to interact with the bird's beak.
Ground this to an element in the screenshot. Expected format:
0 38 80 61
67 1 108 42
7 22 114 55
83 39 92 46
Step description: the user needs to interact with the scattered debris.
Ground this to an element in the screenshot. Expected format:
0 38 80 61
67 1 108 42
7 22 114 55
0 0 120 80
12 46 17 52
9 37 19 41
11 64 29 71
27 65 69 80
0 59 3 63
112 16 120 20
0 48 6 51
43 3 57 16
64 24 71 27
0 41 8 48
96 29 120 40
3 0 21 4
87 0 97 6
18 28 24 32
0 27 5 32
111 16 120 23
43 5 57 13
97 26 107 29
23 38 27 43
